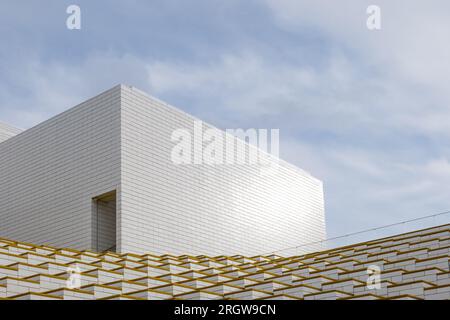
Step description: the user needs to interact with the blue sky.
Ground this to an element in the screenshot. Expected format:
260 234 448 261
1 1 450 245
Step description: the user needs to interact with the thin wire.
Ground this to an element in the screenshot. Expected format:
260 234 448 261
265 209 450 256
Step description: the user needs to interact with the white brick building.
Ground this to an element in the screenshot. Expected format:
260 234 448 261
0 85 326 255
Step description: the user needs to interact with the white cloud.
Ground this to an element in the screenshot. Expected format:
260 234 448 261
265 0 450 97
0 52 149 128
144 46 450 237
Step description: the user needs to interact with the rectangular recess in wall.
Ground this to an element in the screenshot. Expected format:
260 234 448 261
92 190 117 253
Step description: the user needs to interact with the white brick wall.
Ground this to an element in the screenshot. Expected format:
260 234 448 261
120 85 325 256
0 84 326 255
0 86 121 250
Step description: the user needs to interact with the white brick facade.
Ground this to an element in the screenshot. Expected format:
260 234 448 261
0 85 326 255
0 86 121 250
120 86 325 255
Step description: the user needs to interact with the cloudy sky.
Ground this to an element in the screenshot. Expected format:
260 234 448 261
1 1 450 246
